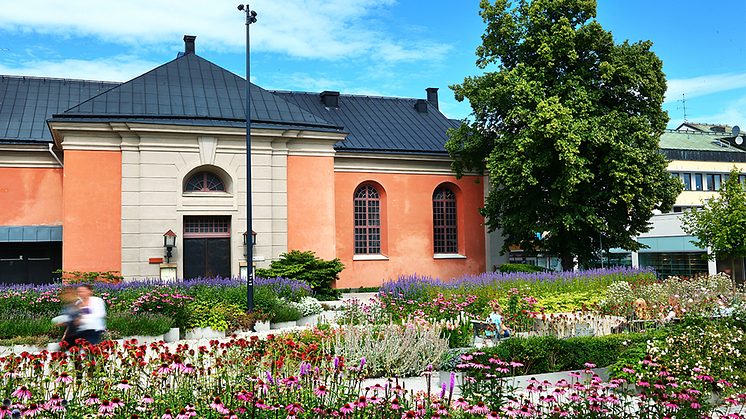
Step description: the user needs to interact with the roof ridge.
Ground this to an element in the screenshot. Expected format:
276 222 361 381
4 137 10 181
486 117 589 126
0 74 121 85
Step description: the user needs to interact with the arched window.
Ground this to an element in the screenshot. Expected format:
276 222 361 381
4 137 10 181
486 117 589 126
433 187 457 253
185 172 225 192
354 185 381 254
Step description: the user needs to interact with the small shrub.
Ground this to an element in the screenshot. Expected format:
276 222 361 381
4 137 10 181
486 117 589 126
256 250 344 295
271 302 302 323
498 263 549 273
289 297 323 317
107 312 173 337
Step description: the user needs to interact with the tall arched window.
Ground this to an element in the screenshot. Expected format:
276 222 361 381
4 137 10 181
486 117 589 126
185 172 225 192
354 185 381 254
433 187 457 253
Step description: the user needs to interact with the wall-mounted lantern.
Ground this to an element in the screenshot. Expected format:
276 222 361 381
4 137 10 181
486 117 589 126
163 230 177 263
243 230 257 247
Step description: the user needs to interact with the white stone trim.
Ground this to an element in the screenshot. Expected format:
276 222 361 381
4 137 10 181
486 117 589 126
0 145 63 168
353 254 390 261
433 253 467 259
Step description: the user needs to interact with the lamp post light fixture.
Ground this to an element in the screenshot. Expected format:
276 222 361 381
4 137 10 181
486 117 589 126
163 230 177 263
238 3 257 313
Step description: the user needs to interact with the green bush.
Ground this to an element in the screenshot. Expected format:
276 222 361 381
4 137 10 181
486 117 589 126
0 311 59 339
189 300 245 332
107 312 173 337
498 263 550 273
271 303 302 323
256 250 344 294
481 334 631 376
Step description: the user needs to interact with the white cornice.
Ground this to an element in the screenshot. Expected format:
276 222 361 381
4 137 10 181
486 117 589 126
0 147 63 168
49 121 345 157
334 152 459 175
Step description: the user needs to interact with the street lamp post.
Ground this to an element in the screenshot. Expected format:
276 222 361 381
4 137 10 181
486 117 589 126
238 3 257 313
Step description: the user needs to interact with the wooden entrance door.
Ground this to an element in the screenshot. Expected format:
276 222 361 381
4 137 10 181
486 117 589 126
183 238 231 279
183 216 231 279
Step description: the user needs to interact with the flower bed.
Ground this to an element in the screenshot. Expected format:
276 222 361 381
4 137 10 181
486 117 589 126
0 331 744 419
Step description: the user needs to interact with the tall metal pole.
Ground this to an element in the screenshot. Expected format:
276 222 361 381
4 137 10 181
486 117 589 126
238 4 257 313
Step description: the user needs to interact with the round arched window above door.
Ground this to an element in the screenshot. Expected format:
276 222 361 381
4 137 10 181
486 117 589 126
185 172 225 192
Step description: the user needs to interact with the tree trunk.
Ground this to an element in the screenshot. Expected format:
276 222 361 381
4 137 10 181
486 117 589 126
561 252 574 271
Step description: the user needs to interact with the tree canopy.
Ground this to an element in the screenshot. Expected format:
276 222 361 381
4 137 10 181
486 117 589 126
681 167 746 279
446 0 682 270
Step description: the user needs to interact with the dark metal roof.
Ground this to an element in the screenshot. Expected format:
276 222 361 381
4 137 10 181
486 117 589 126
271 91 460 154
0 76 119 143
53 53 339 130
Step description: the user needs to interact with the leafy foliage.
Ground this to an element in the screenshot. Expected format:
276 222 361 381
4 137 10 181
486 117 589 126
498 263 549 273
447 0 681 270
256 250 345 295
682 167 746 276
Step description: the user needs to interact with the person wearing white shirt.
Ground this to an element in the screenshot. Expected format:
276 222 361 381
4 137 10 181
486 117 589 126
74 284 107 345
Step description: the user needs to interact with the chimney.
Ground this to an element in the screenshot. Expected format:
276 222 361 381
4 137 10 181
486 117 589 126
320 91 340 108
414 99 428 113
426 87 439 109
184 35 196 55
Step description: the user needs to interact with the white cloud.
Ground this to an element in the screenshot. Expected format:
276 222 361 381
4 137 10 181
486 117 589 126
0 0 449 63
0 56 161 82
665 73 746 103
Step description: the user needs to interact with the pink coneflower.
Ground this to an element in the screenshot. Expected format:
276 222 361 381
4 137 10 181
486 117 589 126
637 381 650 387
390 399 401 410
452 398 469 410
99 400 115 413
185 404 197 417
85 394 101 406
470 402 490 415
584 362 596 368
156 363 173 375
314 385 328 397
139 395 154 404
622 366 635 374
502 406 518 417
181 363 195 374
254 400 269 410
0 406 10 419
339 403 354 415
437 404 448 415
43 395 65 411
509 361 524 368
285 403 304 414
401 411 417 419
393 385 405 394
161 408 173 419
355 397 368 409
111 398 124 408
664 402 679 410
691 402 702 409
10 387 30 400
23 403 42 417
115 380 133 390
209 398 225 411
55 373 73 384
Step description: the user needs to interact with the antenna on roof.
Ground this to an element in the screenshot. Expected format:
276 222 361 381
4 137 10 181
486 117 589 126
677 93 694 123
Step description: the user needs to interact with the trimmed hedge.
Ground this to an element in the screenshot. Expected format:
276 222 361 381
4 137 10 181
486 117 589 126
498 263 550 273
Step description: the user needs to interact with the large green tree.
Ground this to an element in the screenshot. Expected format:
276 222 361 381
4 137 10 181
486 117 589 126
681 167 746 282
446 0 682 270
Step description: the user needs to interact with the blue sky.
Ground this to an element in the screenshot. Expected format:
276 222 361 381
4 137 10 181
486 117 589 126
0 0 744 129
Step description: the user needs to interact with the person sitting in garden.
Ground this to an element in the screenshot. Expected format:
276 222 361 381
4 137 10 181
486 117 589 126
633 298 652 320
661 294 683 323
486 302 511 339
715 294 733 317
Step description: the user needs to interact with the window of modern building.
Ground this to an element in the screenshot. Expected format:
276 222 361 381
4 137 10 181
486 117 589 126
706 174 722 191
694 173 703 191
354 185 381 254
433 187 458 253
638 252 708 278
185 172 225 192
680 173 691 190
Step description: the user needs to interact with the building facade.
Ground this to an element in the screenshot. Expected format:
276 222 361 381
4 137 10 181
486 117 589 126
0 36 487 287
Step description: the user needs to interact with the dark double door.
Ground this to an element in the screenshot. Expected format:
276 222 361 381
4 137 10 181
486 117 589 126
183 238 231 280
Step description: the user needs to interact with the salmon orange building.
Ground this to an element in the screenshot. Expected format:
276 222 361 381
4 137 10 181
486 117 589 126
0 36 489 287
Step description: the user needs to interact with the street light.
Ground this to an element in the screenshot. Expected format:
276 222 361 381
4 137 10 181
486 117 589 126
238 3 257 313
